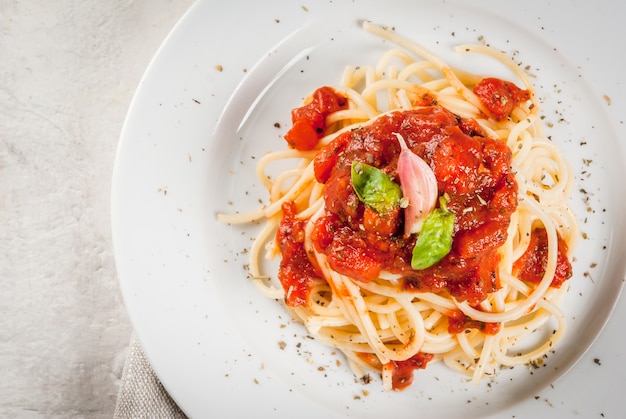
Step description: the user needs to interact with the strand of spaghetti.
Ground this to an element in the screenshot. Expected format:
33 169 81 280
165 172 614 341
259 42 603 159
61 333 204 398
303 314 353 334
296 195 324 220
340 350 376 379
363 296 404 314
499 270 566 320
342 86 384 118
472 333 498 383
397 60 442 83
317 107 417 149
490 284 508 313
323 270 391 359
446 66 484 86
261 163 315 217
499 271 533 297
421 328 455 347
435 94 482 119
478 292 496 312
455 195 559 323
506 117 536 155
498 216 517 274
421 328 456 354
552 205 579 249
339 65 358 86
442 348 473 376
360 285 456 327
216 207 266 224
269 168 307 201
511 108 539 132
325 109 371 125
356 284 457 350
362 22 448 77
247 214 284 299
422 309 444 330
217 150 319 224
509 128 535 167
456 44 535 93
360 72 452 105
508 180 538 258
312 328 374 353
474 119 500 139
308 181 325 205
341 67 369 90
395 89 413 110
411 292 458 312
382 305 406 343
522 141 574 202
305 286 343 316
340 64 376 89
421 342 455 355
381 314 405 337
330 269 425 363
366 23 501 119
528 158 567 197
455 329 480 363
386 66 400 108
357 283 434 347
499 290 566 341
316 121 364 148
375 48 416 75
443 339 490 377
496 304 567 367
256 149 317 190
421 78 454 93
422 334 458 354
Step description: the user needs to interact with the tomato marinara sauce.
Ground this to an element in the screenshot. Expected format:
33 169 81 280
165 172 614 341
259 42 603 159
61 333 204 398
312 105 518 306
278 85 571 322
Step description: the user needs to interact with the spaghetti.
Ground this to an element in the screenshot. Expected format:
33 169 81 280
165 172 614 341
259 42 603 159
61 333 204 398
218 22 578 391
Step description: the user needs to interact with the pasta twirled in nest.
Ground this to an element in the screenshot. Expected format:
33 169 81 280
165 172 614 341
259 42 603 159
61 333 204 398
219 22 577 391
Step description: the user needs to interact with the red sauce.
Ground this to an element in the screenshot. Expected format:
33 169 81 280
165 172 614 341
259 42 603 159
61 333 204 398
279 104 525 306
276 201 323 307
310 105 517 306
447 309 501 335
386 352 434 391
513 227 572 287
473 78 530 121
355 351 434 390
283 86 348 151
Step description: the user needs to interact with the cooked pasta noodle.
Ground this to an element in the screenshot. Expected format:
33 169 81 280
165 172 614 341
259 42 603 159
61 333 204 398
218 22 577 390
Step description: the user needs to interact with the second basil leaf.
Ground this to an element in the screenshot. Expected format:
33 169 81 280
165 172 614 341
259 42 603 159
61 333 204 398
411 205 455 270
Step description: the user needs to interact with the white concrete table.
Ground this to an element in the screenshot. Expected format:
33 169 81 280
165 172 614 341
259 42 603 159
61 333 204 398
1 2 192 416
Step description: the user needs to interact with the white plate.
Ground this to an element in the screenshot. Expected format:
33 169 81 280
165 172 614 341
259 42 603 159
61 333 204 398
112 0 626 417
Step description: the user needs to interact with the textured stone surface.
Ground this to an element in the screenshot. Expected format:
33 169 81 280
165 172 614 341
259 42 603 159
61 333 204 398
0 1 193 416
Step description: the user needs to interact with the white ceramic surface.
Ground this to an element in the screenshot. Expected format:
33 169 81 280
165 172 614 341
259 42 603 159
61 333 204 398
112 0 626 417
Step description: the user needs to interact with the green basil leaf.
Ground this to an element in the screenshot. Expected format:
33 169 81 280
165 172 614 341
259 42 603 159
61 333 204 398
351 161 402 214
411 204 455 270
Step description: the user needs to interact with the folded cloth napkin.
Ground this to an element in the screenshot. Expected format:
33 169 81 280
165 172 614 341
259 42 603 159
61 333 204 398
114 334 186 418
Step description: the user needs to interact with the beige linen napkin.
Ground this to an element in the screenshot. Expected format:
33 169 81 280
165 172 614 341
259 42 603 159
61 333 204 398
114 334 186 418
